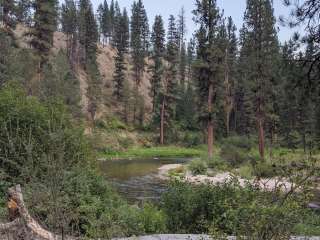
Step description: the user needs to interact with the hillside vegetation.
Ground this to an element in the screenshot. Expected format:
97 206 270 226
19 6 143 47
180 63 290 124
0 0 319 239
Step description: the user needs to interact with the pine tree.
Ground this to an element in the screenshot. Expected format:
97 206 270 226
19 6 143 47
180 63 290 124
177 6 186 50
223 16 238 136
179 41 187 87
113 8 129 100
78 0 101 121
1 0 17 33
97 1 109 45
159 15 179 144
29 0 58 86
150 15 165 112
241 0 279 159
234 25 255 136
16 0 32 25
109 0 115 41
278 41 300 149
187 38 196 83
78 0 98 66
0 0 16 86
130 0 149 86
193 0 222 159
284 0 320 80
61 0 77 65
111 1 121 48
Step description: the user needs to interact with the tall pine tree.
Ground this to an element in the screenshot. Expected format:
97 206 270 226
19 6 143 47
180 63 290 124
78 0 101 121
29 0 58 87
159 15 179 144
130 0 149 86
241 0 279 159
113 8 129 101
193 0 222 159
150 15 165 113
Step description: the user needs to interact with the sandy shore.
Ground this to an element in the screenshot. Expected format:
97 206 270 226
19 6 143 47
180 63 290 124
158 164 183 179
158 164 296 192
185 172 296 192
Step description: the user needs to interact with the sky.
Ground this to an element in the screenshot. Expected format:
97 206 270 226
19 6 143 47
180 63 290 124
87 0 304 43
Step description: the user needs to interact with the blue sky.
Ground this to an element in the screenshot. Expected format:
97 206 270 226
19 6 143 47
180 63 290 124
85 0 303 43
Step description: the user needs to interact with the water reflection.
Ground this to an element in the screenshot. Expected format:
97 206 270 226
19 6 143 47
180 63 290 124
99 158 189 203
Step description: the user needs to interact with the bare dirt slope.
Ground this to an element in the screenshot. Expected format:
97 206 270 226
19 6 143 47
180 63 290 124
14 25 153 120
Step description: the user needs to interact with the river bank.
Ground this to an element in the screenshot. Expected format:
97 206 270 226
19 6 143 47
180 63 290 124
100 146 203 160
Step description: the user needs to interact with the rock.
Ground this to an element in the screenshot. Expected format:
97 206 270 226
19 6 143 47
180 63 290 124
308 202 320 210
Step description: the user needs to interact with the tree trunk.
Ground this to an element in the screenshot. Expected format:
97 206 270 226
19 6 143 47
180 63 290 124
160 97 165 145
224 48 233 137
0 185 72 240
258 116 265 160
208 83 214 160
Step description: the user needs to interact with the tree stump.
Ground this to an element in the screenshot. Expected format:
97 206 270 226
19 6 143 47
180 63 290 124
0 185 72 240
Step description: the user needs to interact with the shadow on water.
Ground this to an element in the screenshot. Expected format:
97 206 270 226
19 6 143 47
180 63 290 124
99 158 189 203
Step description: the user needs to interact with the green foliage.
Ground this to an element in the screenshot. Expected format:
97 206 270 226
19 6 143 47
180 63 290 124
103 146 203 160
42 51 81 116
206 155 229 171
182 131 202 147
30 0 58 64
130 0 149 84
161 181 313 237
253 161 279 178
139 203 167 234
0 30 14 86
237 164 254 179
103 116 127 130
293 210 320 236
220 136 255 167
188 159 207 175
0 84 169 238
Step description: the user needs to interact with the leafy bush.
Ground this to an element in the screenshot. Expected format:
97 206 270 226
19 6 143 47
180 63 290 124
237 164 254 179
293 210 320 236
182 132 202 147
0 84 168 238
139 203 167 234
118 136 135 149
161 181 309 237
220 136 255 167
107 117 127 130
253 161 278 178
188 159 207 175
206 155 229 171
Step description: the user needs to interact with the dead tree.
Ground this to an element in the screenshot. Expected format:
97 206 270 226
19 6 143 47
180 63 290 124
0 185 76 240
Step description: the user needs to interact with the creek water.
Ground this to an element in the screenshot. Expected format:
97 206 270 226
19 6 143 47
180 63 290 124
99 157 189 203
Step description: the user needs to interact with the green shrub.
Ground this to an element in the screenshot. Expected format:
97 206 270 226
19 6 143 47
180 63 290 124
206 155 229 171
188 159 207 175
108 117 127 130
220 136 255 167
237 164 254 179
182 132 202 147
118 136 134 149
293 210 320 236
139 203 167 234
253 161 278 178
161 181 308 237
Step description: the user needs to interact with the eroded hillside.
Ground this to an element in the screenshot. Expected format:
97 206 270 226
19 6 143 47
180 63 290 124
14 24 153 121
